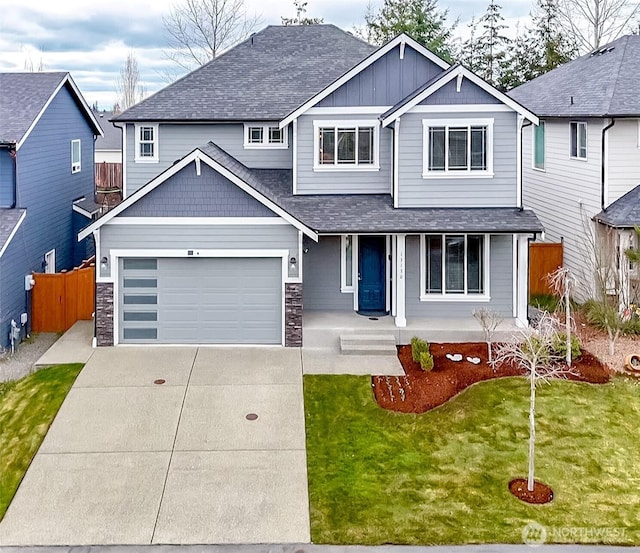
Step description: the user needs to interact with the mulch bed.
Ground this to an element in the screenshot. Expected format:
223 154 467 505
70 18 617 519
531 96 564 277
372 342 610 414
509 478 554 504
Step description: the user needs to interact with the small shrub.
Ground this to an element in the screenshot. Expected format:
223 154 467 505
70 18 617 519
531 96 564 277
551 332 581 359
583 299 619 331
418 350 434 371
530 293 560 313
411 336 430 363
521 336 552 366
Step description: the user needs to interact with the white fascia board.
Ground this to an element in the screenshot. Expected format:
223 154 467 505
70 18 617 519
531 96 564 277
17 74 103 150
108 217 290 225
382 66 540 128
79 148 319 242
279 33 450 129
0 210 27 258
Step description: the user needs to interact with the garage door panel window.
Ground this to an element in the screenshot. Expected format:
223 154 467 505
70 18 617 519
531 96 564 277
124 278 157 288
123 311 157 322
124 294 157 305
123 328 158 340
123 258 157 271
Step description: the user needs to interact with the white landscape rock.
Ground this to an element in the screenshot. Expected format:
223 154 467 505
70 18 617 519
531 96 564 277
467 356 481 365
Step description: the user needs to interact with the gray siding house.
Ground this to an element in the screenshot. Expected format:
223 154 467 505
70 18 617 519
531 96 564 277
510 35 640 304
0 73 102 349
82 25 542 347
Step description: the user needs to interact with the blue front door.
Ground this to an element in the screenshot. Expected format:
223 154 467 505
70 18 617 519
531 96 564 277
358 236 386 313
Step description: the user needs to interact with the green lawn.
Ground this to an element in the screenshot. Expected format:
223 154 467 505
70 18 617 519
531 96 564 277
0 364 83 520
304 375 640 545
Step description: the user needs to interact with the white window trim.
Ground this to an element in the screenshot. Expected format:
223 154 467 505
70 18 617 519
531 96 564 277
419 233 491 302
532 121 546 172
637 119 640 149
44 248 56 274
134 123 159 163
422 118 494 178
71 139 81 173
243 123 289 149
313 119 380 172
340 234 358 293
570 121 588 161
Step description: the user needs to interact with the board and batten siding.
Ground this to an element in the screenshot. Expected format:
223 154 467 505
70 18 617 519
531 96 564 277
420 78 501 106
317 45 444 108
522 118 603 294
397 111 518 207
0 149 15 207
296 114 392 194
405 234 513 318
302 236 353 311
125 123 292 195
99 223 300 279
607 119 640 206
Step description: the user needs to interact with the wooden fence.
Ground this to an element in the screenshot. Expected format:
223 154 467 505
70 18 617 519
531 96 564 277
529 242 563 297
95 162 122 190
31 264 95 333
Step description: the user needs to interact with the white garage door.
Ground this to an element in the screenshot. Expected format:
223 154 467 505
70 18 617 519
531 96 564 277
119 257 282 344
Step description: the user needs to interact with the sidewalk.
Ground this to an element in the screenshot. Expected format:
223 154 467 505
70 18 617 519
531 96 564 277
35 320 94 366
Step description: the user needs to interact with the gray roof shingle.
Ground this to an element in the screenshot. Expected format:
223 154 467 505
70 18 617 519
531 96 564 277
95 111 122 150
508 35 640 117
200 142 543 234
0 72 68 143
594 185 640 228
0 209 26 256
113 25 376 122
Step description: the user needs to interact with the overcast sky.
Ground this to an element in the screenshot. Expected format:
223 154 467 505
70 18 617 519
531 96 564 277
0 0 534 110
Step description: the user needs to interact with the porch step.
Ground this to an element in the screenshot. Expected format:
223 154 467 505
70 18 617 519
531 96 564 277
340 334 397 356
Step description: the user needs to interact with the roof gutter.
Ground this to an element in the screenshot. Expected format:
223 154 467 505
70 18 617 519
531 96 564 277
0 143 17 209
601 118 616 211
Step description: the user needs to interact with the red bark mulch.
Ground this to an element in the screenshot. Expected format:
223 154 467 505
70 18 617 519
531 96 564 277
372 342 610 414
509 478 554 504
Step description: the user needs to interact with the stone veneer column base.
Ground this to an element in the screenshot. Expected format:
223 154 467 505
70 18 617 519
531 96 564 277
96 282 114 346
285 283 303 347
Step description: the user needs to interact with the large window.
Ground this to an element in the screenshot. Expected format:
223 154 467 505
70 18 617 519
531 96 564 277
135 124 158 162
533 121 545 170
423 119 493 176
243 123 288 148
570 121 587 159
421 234 488 299
314 120 379 170
71 140 81 173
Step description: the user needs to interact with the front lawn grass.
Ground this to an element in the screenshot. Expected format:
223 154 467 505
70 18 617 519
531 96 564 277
0 364 83 520
304 375 640 545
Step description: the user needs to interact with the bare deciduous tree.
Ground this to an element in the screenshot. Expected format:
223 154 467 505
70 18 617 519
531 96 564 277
22 46 45 72
494 314 574 492
163 0 260 71
115 52 147 111
556 0 640 51
281 0 324 25
473 308 503 363
547 267 577 366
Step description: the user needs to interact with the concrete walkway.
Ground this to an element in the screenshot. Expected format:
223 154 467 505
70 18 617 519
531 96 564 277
34 320 95 366
0 346 310 545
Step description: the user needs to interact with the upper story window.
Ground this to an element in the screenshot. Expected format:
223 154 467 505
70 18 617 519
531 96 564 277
533 121 545 170
243 124 288 149
313 120 380 171
422 119 494 178
570 121 587 160
420 234 489 301
71 140 81 173
135 124 158 162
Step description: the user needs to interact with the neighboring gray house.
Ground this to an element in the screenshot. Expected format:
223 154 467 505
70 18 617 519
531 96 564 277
94 110 122 163
510 35 640 303
81 25 542 347
0 72 102 348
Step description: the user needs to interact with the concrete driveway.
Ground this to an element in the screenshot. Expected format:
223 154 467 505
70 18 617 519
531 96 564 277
0 347 310 545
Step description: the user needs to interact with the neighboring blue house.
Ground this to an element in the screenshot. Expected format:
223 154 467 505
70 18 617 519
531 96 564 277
81 25 542 347
0 72 103 349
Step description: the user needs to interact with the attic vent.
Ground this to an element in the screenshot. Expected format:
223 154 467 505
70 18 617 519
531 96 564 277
589 46 615 57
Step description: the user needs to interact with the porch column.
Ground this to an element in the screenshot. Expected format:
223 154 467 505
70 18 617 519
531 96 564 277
516 234 529 327
395 234 407 327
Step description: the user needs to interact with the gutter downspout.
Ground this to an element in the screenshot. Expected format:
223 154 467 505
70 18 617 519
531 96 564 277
601 118 615 211
519 119 533 212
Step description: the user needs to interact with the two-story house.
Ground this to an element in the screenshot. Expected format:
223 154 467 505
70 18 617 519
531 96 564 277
80 25 541 347
510 35 640 303
0 72 102 349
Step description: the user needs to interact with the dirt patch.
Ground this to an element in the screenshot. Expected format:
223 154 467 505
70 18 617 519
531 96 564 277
373 342 610 414
509 478 554 504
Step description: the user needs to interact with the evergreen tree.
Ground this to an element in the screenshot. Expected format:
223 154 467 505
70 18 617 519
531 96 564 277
365 0 457 61
476 0 511 87
530 0 577 75
457 16 482 73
